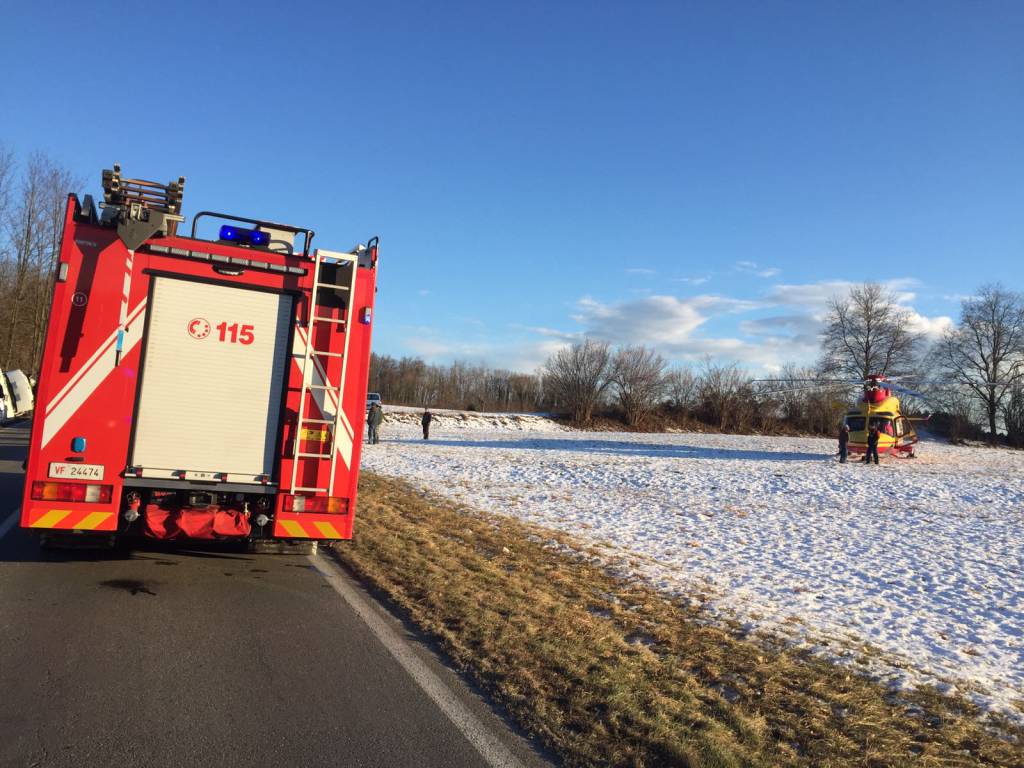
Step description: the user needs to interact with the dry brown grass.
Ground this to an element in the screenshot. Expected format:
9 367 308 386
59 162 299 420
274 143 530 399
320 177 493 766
329 472 1024 767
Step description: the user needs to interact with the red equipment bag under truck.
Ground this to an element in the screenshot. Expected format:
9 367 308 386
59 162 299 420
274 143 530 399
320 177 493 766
21 165 379 546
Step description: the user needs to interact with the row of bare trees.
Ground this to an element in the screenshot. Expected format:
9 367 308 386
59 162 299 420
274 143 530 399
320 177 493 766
368 354 544 413
0 145 78 374
371 343 845 435
542 342 846 432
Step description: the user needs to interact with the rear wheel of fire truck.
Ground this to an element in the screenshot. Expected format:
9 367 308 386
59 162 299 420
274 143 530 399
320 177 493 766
39 531 118 551
246 539 318 555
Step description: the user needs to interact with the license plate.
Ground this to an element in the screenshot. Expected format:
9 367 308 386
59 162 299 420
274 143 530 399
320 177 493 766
184 470 220 481
49 462 104 480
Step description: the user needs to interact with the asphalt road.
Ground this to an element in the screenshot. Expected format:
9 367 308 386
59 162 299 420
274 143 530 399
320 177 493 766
0 422 550 768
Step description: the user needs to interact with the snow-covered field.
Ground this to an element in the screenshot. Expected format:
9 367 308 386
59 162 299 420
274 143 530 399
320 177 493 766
362 411 1024 719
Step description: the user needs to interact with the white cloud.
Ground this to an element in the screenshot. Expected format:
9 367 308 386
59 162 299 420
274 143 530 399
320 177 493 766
673 275 711 286
767 280 857 309
906 311 953 340
625 268 656 275
403 325 570 373
503 339 572 372
572 294 755 348
943 293 975 304
767 278 919 310
560 294 785 368
519 325 581 342
735 260 780 278
418 289 430 296
740 313 822 341
405 337 452 357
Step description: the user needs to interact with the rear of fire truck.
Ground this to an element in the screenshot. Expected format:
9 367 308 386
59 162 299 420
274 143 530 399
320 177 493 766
20 165 378 547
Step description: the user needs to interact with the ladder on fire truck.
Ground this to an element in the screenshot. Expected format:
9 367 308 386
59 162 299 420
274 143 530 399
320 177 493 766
290 249 360 496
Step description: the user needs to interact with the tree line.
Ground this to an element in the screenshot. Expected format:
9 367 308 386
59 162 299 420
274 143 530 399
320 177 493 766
0 145 78 375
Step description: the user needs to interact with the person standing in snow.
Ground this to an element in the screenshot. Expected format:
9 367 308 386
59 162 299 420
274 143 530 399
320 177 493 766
367 402 383 444
421 408 434 440
864 425 880 465
838 423 850 463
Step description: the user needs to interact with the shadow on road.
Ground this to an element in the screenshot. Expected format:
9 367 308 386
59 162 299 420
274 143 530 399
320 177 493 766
388 436 828 463
0 535 261 565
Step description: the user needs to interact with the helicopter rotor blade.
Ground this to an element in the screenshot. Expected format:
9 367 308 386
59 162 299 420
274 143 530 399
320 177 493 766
754 382 861 396
751 379 858 384
887 383 928 399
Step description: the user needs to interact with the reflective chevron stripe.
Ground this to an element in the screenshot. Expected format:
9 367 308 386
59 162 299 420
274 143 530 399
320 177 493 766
27 509 116 531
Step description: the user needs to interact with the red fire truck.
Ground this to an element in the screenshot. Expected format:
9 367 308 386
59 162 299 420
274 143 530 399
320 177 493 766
20 165 378 547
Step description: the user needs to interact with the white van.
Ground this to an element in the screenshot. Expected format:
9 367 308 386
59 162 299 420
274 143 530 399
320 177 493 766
1 369 34 422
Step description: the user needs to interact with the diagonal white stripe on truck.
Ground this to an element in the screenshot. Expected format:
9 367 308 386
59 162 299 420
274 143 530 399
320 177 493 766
42 301 148 448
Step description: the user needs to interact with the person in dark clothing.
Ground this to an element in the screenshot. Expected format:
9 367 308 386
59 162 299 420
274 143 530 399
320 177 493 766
864 425 880 465
838 423 850 463
366 402 383 444
421 409 433 440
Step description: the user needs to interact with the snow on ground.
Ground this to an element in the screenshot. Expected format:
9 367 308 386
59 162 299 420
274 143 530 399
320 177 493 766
365 411 1024 719
384 405 567 432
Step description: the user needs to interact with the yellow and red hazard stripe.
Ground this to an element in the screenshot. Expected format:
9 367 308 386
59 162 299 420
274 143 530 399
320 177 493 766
273 514 351 540
24 508 117 531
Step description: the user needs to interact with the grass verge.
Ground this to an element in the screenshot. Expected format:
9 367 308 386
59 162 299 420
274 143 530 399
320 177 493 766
329 472 1023 767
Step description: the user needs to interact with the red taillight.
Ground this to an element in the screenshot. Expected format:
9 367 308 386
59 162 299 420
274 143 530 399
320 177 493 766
284 495 348 514
31 481 113 504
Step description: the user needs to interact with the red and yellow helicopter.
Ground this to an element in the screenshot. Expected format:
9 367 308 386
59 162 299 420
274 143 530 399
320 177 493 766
756 374 929 458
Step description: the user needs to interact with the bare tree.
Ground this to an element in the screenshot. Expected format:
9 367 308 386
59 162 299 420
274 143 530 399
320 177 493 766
0 144 14 239
696 360 752 431
755 364 848 435
821 282 921 380
542 339 612 425
664 367 697 413
610 345 667 426
1002 385 1024 448
934 284 1024 443
0 152 77 373
2 154 47 370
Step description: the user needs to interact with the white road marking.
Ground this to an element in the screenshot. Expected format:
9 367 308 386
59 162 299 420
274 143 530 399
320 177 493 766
310 554 527 768
0 508 20 540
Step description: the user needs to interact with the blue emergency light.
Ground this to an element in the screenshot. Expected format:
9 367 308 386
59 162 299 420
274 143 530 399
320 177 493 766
219 225 270 247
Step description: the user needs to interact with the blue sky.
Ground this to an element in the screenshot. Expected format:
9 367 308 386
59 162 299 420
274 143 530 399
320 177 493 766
2 2 1022 372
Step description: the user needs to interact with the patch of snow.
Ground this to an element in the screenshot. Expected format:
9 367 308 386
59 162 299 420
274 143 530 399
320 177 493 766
361 417 1024 720
382 405 567 433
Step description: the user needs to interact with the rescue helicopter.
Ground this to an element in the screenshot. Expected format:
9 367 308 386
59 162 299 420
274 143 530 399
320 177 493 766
754 374 929 458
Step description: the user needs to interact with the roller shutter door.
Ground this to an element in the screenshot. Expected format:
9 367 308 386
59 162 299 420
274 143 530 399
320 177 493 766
131 277 293 481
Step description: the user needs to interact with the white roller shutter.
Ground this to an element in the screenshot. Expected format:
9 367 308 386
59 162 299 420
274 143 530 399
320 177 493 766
131 277 293 481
